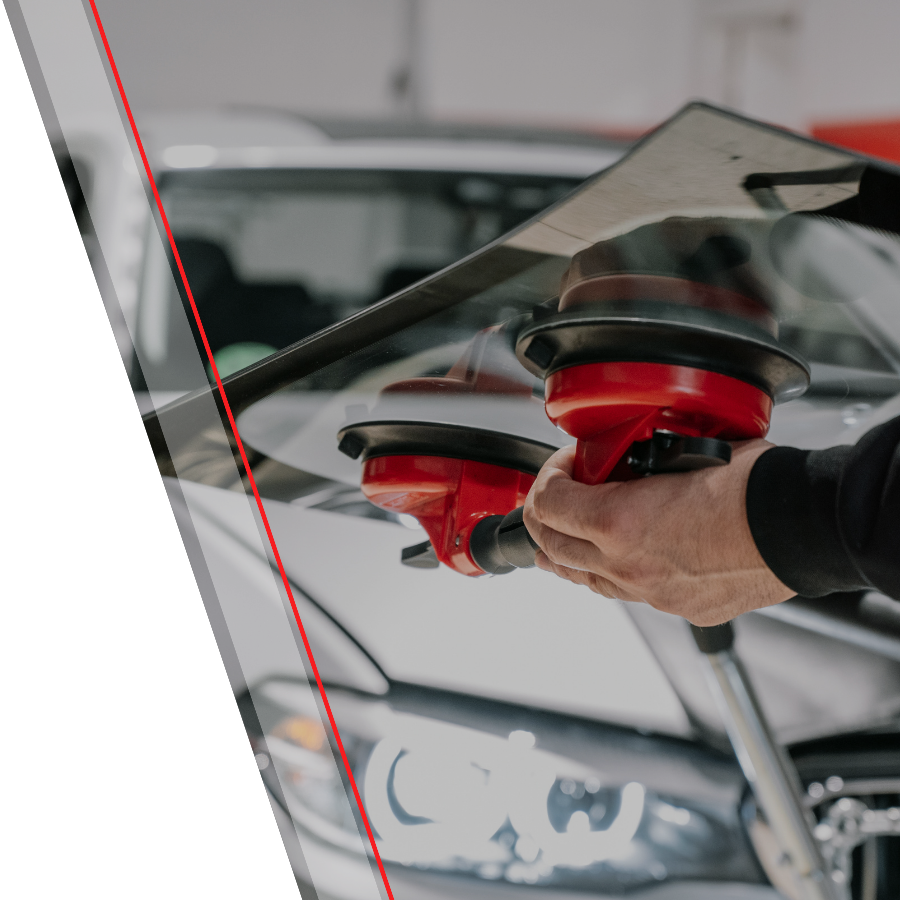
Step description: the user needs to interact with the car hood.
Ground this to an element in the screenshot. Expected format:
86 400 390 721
179 475 690 735
177 473 900 748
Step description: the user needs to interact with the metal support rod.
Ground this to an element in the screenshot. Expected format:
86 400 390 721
691 623 844 900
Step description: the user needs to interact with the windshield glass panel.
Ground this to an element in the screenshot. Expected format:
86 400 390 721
135 169 583 390
234 107 900 469
152 104 900 731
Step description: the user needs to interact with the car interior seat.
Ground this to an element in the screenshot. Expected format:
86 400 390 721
173 237 333 376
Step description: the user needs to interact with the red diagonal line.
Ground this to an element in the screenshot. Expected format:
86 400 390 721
85 3 395 896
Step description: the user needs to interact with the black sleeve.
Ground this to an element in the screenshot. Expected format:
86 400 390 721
746 415 900 600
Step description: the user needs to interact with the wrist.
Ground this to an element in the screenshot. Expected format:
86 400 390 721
746 444 861 596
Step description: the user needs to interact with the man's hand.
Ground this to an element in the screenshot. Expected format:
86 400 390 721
523 440 796 626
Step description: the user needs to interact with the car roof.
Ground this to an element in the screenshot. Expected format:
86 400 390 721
139 109 629 177
300 114 631 150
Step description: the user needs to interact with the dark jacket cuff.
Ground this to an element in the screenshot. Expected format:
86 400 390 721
746 445 865 597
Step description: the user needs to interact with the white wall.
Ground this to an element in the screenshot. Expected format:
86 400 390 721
423 0 696 129
97 0 411 117
95 0 900 130
800 0 900 123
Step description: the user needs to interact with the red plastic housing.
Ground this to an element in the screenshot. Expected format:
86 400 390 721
544 361 772 485
361 454 535 576
357 327 538 576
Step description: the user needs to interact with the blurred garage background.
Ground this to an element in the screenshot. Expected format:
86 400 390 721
22 3 900 898
91 0 900 160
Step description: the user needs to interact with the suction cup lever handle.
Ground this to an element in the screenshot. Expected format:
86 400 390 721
628 432 731 476
400 540 440 569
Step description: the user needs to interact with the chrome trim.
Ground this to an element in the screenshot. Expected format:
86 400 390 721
807 778 900 808
703 648 844 900
755 601 900 663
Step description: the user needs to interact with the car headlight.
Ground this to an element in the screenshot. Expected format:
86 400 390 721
247 679 764 893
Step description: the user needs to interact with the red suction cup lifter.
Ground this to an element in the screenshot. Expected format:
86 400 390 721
551 266 775 484
337 327 556 576
545 361 771 485
340 221 812 576
516 223 811 488
360 454 535 576
379 323 534 402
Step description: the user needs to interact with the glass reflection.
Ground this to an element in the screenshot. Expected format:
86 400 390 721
155 104 900 511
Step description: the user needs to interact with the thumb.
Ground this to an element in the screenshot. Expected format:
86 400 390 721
539 443 577 478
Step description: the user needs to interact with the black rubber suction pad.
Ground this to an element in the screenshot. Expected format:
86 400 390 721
517 300 810 403
337 420 558 475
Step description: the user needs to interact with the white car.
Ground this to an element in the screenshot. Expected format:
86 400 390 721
69 107 900 898
58 109 623 409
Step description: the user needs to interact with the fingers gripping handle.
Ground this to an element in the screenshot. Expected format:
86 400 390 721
469 432 733 575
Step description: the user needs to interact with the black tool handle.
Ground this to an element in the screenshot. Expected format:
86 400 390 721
690 622 735 653
470 507 539 573
497 506 541 569
628 432 731 476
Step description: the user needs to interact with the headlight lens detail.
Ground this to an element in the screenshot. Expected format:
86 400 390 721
251 681 763 893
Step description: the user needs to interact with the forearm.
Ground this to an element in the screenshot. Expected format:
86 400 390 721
747 416 900 600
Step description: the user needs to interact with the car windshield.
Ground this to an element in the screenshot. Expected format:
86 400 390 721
221 105 900 495
135 168 584 391
149 103 900 729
